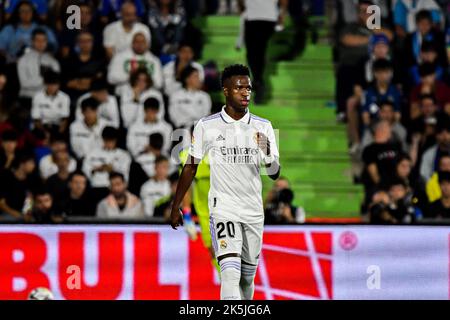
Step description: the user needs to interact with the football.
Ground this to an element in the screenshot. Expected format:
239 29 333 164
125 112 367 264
28 287 54 300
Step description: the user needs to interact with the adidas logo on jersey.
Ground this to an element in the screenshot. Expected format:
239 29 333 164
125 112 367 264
216 135 225 141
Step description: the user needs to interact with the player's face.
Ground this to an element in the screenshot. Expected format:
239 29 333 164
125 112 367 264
224 76 252 111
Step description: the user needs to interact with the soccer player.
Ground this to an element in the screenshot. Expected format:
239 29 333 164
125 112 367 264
170 64 280 300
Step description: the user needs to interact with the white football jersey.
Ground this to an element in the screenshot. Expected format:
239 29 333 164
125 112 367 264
189 106 279 223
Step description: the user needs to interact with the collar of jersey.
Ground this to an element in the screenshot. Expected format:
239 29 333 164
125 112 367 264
220 106 250 124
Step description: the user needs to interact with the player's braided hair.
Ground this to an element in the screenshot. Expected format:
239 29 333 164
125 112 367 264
221 64 250 87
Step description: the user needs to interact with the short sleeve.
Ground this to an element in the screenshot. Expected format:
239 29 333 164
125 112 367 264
189 120 205 160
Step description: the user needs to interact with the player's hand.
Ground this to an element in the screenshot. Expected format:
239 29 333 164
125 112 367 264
256 132 270 156
170 207 184 230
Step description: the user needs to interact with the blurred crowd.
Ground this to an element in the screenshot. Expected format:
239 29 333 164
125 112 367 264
333 0 450 223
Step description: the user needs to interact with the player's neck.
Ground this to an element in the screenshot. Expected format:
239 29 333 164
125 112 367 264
224 105 247 121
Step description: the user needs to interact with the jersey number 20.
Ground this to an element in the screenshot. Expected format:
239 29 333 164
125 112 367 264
216 222 235 239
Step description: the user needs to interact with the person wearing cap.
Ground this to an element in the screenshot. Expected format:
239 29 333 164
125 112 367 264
69 97 112 160
82 126 132 203
420 115 450 181
126 97 172 157
31 71 70 135
168 65 211 129
107 32 163 94
425 171 450 219
75 78 120 128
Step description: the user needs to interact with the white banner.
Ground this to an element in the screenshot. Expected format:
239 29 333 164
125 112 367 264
0 225 448 300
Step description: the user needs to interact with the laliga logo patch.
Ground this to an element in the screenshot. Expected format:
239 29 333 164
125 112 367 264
220 240 227 249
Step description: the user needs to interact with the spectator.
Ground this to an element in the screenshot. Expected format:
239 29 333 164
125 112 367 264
82 126 131 202
96 171 144 219
17 28 60 103
118 68 165 128
76 79 120 128
426 153 450 202
168 65 211 129
409 95 440 166
409 63 450 119
0 106 40 151
420 115 450 181
69 97 110 160
140 155 171 216
409 41 445 86
394 0 442 36
426 171 450 219
108 32 163 93
348 58 401 154
147 0 187 56
128 132 178 195
4 0 48 22
0 1 57 62
127 97 172 157
361 101 407 152
30 188 64 223
45 150 72 208
362 120 403 202
99 0 146 23
264 177 305 224
0 152 37 221
60 171 96 217
58 3 103 59
369 178 415 224
238 0 288 104
404 10 447 68
39 135 76 180
163 43 204 96
0 129 18 170
103 1 151 59
335 0 392 120
362 59 401 128
31 71 70 136
61 31 106 103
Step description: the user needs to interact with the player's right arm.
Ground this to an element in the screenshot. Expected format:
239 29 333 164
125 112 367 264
170 157 199 229
170 119 206 229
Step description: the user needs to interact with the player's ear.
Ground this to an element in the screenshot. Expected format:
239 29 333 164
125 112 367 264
223 87 229 97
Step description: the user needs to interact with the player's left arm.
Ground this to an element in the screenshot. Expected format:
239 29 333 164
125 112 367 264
256 124 280 180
